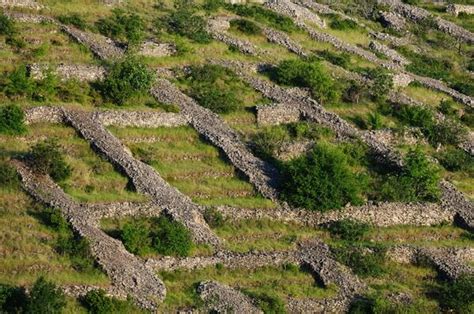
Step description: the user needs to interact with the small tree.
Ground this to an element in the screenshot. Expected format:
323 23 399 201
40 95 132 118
164 3 212 43
28 139 72 182
281 143 366 211
96 9 145 46
0 104 26 135
25 277 66 314
99 57 155 105
152 215 192 257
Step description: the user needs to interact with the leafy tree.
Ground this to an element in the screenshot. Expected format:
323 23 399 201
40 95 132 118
99 57 155 105
281 143 366 211
164 3 211 43
381 148 440 202
326 220 370 242
0 104 26 135
251 126 289 159
27 139 72 182
202 0 225 12
96 9 145 46
273 59 338 104
329 16 358 30
121 220 151 255
437 275 474 313
25 277 66 314
152 216 192 257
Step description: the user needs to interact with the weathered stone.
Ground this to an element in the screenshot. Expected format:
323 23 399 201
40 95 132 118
369 41 410 66
447 4 474 16
264 0 326 29
207 16 259 55
392 72 414 87
139 41 176 57
29 63 106 82
256 103 301 125
379 11 407 31
0 0 42 10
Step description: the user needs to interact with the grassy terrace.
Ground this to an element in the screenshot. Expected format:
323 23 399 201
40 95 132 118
158 264 337 312
108 125 275 209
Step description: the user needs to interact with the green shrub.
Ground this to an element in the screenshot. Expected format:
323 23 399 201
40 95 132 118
99 57 155 105
326 219 370 242
437 275 474 313
152 216 192 257
315 50 351 69
244 291 286 314
364 68 393 101
203 0 225 12
58 13 87 30
185 64 239 113
203 208 226 228
227 4 297 33
56 231 96 272
281 143 366 211
164 3 211 43
381 148 440 202
27 139 72 182
396 104 434 128
437 147 474 173
273 59 338 104
426 119 467 146
329 16 358 30
0 13 16 37
438 99 458 117
81 289 140 314
343 81 369 104
0 283 27 313
25 277 66 314
96 9 145 46
121 220 151 255
366 112 383 130
0 160 19 189
0 104 26 135
230 19 262 35
450 81 474 97
333 245 386 277
404 51 453 81
251 126 289 159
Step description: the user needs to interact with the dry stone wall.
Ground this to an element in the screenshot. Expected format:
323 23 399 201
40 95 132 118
264 0 326 28
369 41 410 66
29 63 106 82
207 16 259 55
447 4 474 16
198 281 262 314
12 161 166 310
0 0 42 9
151 78 280 201
63 109 221 246
262 27 307 56
139 41 176 57
95 110 187 128
380 11 407 31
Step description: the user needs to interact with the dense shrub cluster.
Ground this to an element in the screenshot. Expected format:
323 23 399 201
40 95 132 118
0 160 19 189
98 57 155 105
437 147 473 174
281 143 366 211
229 19 262 35
96 9 145 46
0 13 16 37
0 104 26 135
58 13 87 30
184 64 239 113
228 4 298 33
272 59 338 104
121 216 192 257
161 1 211 43
363 68 393 102
380 148 441 202
27 139 72 182
325 219 370 242
81 289 140 314
437 275 474 313
333 245 386 277
0 277 66 314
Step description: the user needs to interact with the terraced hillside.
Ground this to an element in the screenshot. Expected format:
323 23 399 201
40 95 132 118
0 0 473 313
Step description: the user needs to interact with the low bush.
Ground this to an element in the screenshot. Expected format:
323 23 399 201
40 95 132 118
58 13 87 30
426 119 467 146
98 57 155 105
203 208 226 228
152 216 192 257
230 19 262 35
0 160 19 189
163 3 211 43
326 220 370 242
227 4 297 33
0 283 27 313
203 0 225 12
404 50 453 82
184 64 239 113
450 81 474 97
25 277 66 314
343 81 370 104
27 139 72 182
121 220 152 255
333 245 386 278
96 9 145 46
381 148 441 202
438 99 458 117
363 68 393 102
81 289 140 314
315 50 351 69
281 143 367 211
437 275 474 313
437 147 473 174
251 126 289 159
272 59 338 104
0 104 26 135
244 291 286 313
329 16 358 30
0 13 16 37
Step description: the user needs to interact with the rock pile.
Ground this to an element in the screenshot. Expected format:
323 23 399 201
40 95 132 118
29 63 106 82
198 281 262 313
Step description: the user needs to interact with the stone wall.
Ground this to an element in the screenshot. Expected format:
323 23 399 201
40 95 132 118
392 72 414 87
0 0 42 9
29 63 106 82
369 41 410 66
447 4 474 16
198 281 262 313
95 110 187 127
256 103 301 125
12 161 166 310
264 0 326 28
138 41 176 57
207 16 258 55
380 11 407 31
262 27 307 56
24 106 64 124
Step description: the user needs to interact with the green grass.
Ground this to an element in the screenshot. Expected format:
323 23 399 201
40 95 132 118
109 125 276 209
158 264 337 312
